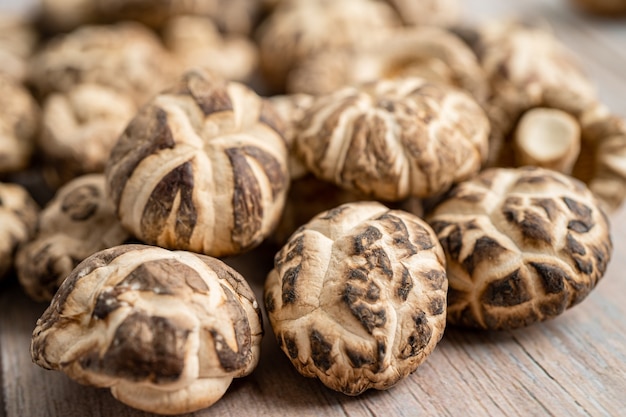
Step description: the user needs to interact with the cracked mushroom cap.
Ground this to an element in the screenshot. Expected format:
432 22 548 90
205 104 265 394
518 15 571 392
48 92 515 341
0 182 39 280
470 20 596 165
16 174 129 302
163 16 258 83
256 0 400 92
0 74 39 175
265 201 447 395
288 26 488 103
31 244 263 415
28 22 176 106
38 84 137 186
428 166 612 330
105 68 289 257
295 77 490 201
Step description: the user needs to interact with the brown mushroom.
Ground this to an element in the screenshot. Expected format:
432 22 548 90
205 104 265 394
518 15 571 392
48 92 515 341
295 77 490 201
288 26 488 103
265 201 447 395
428 166 612 330
267 93 315 180
28 22 177 106
15 174 130 302
31 244 263 414
0 182 39 281
0 74 39 175
38 84 137 187
163 15 258 83
569 0 626 15
105 68 289 257
256 0 400 92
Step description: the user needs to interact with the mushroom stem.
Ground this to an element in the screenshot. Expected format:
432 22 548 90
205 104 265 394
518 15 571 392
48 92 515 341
514 107 581 174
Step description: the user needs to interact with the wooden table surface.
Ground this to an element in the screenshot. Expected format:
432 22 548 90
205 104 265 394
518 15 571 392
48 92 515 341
2 0 626 416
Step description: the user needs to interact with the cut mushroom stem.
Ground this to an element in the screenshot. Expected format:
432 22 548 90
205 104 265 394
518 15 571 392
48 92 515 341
514 107 581 174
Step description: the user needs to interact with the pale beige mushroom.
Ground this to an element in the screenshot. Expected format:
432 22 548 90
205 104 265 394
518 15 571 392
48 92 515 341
105 68 289 257
569 0 626 15
31 244 263 414
38 84 137 187
0 182 39 281
163 15 258 83
15 174 129 302
265 201 447 395
295 77 490 201
268 93 315 180
0 15 38 82
288 26 488 103
29 22 177 106
256 0 400 92
384 0 461 27
0 74 39 175
428 166 612 330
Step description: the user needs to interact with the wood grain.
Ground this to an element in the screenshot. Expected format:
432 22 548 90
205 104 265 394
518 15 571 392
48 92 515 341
2 0 626 416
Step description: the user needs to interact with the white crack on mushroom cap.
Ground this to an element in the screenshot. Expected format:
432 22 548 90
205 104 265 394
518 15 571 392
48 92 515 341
265 201 447 395
31 244 263 415
28 22 177 106
38 84 138 186
0 74 39 175
288 26 488 104
256 0 400 92
163 15 259 83
105 68 290 257
428 166 613 330
295 77 490 201
16 174 129 302
0 182 39 281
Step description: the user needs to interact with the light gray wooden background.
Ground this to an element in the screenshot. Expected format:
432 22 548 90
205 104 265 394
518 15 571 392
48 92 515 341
1 0 626 416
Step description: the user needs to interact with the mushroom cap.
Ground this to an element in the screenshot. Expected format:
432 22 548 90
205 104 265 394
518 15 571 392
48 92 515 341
288 26 488 103
0 74 39 174
29 22 176 106
569 0 626 15
428 166 612 330
162 15 259 83
105 68 289 257
265 201 447 395
385 0 461 27
295 77 490 201
39 84 138 185
256 0 400 92
0 15 38 82
0 182 39 280
16 174 129 302
31 244 263 415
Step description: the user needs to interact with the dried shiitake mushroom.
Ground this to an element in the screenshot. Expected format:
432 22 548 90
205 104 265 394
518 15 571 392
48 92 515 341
295 77 490 201
569 0 626 15
268 93 315 180
256 0 400 92
428 166 612 330
288 26 488 103
16 174 129 302
0 182 39 281
0 15 38 82
0 74 39 175
384 0 461 27
105 68 289 257
31 244 263 415
29 22 176 106
469 20 596 165
163 15 258 83
265 201 447 395
38 84 137 186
